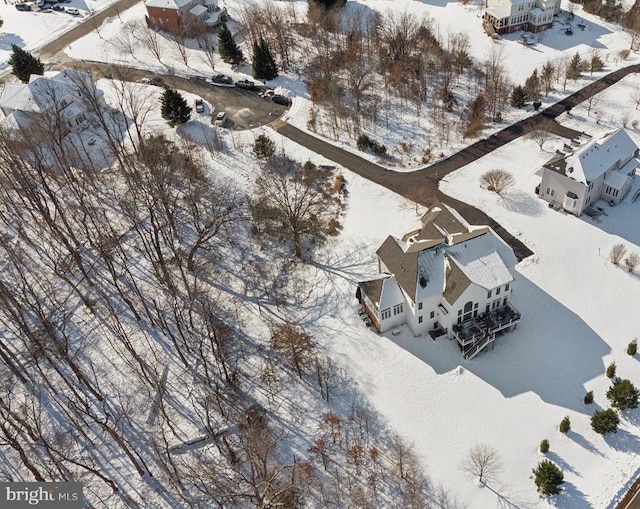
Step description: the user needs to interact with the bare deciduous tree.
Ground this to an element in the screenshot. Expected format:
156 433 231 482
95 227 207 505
251 155 341 258
460 443 502 483
480 169 514 195
610 243 627 265
624 252 640 272
270 323 316 378
526 129 551 150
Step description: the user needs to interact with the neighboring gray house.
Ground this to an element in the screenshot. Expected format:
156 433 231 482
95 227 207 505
0 69 103 136
539 129 640 215
357 203 521 360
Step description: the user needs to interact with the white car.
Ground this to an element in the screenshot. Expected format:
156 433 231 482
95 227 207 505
66 7 80 14
215 112 226 127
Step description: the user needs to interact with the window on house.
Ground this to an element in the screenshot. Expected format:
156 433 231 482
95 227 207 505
458 309 462 316
486 304 490 313
487 290 492 298
551 189 555 197
503 297 508 306
505 283 510 292
430 311 434 319
381 308 391 320
393 304 403 315
418 302 423 310
496 287 501 295
418 316 423 324
463 301 473 322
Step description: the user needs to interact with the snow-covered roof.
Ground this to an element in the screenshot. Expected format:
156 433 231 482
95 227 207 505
146 0 192 9
446 231 516 291
189 4 207 15
416 248 446 302
378 276 406 311
564 129 640 184
486 6 510 19
604 169 633 190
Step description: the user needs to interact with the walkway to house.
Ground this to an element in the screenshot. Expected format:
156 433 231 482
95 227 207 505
272 63 640 261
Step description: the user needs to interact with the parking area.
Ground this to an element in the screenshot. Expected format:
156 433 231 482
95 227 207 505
63 61 288 131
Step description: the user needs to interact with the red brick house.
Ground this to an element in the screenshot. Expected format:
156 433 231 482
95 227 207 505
145 0 224 34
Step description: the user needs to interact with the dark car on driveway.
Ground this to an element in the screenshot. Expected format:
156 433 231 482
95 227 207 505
15 3 31 10
235 79 255 90
271 94 291 106
211 74 233 85
195 98 205 113
149 77 164 87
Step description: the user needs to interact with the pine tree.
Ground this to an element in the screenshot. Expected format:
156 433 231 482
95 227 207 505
218 22 244 65
8 44 44 83
607 379 640 410
524 69 541 101
252 38 278 81
566 53 583 81
591 408 620 435
253 134 276 160
559 416 570 433
309 0 346 9
160 87 191 127
533 460 564 495
511 85 527 107
540 61 555 95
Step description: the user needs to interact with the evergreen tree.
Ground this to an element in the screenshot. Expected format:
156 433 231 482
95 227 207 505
627 339 638 356
607 379 640 410
308 0 346 9
511 85 527 107
591 408 620 434
590 54 605 74
566 53 583 81
8 44 44 83
540 61 555 95
465 94 486 137
218 22 244 65
253 134 276 160
524 69 541 101
559 416 570 433
252 38 278 81
533 460 564 495
160 86 191 127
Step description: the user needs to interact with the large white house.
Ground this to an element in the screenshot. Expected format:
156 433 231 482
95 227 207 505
0 69 103 136
539 128 640 216
357 203 521 360
484 0 560 35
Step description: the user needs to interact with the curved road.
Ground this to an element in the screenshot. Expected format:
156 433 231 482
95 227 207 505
273 63 640 260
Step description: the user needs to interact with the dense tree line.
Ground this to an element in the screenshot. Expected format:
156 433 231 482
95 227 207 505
0 74 458 508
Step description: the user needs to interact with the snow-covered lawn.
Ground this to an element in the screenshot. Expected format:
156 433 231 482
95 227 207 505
0 0 115 68
277 131 640 508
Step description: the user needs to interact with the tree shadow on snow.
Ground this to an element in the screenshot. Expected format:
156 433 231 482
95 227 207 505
500 190 546 216
386 271 610 414
604 427 640 453
565 430 605 457
545 451 579 476
549 480 588 509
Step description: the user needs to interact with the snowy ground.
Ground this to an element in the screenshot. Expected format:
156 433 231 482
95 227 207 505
269 130 640 508
0 0 116 69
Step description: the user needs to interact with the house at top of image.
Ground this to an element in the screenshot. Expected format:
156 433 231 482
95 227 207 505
483 0 560 35
356 203 521 360
0 69 103 137
144 0 226 34
539 128 640 216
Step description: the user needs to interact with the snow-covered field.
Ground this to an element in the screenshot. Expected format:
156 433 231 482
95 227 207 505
3 0 640 505
269 128 640 508
0 0 116 69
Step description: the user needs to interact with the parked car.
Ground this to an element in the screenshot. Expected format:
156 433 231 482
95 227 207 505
15 3 31 10
195 98 205 113
149 77 164 87
271 94 291 106
259 89 275 98
136 77 151 85
52 4 64 10
211 74 233 85
65 6 79 14
215 112 227 127
235 79 255 90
